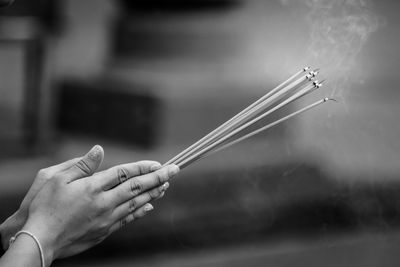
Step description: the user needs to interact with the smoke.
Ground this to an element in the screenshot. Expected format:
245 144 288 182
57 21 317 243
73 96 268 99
280 0 384 98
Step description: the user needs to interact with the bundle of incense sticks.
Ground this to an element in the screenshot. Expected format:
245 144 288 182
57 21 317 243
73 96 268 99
164 67 334 169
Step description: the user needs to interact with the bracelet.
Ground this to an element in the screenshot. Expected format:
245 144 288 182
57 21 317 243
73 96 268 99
9 230 45 267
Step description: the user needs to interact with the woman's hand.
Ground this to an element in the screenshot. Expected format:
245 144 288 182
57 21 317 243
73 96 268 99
0 147 103 250
22 146 179 265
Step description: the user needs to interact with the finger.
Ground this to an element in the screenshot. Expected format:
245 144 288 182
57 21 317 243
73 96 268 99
109 204 154 233
95 161 162 190
106 164 179 206
63 145 104 183
112 182 169 221
47 157 82 173
156 191 165 200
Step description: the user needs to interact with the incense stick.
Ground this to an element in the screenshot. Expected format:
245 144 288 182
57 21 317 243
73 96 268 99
164 67 332 169
174 81 322 167
172 81 315 167
164 67 311 166
167 70 318 167
173 76 313 165
179 98 333 169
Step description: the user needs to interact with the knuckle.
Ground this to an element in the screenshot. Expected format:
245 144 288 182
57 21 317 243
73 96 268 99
85 181 98 193
129 178 142 195
153 171 165 185
120 215 136 228
37 168 52 180
128 198 137 212
159 184 166 193
120 218 127 228
75 159 91 175
139 164 147 175
136 161 153 174
117 167 130 184
95 198 108 214
135 162 145 175
149 189 160 199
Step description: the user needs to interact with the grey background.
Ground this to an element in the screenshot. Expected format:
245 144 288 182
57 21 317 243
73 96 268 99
1 0 400 266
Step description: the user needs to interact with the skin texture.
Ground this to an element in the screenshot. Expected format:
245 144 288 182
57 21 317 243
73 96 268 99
0 145 179 266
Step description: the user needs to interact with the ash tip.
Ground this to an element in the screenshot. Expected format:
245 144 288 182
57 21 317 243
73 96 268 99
303 66 311 71
316 79 326 88
324 97 338 102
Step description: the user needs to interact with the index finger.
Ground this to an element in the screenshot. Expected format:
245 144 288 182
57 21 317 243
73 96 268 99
105 164 179 206
94 160 162 190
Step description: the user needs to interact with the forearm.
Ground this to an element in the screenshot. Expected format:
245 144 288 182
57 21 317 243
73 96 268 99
0 234 44 267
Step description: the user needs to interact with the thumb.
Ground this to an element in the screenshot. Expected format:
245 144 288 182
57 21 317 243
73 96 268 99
64 145 104 182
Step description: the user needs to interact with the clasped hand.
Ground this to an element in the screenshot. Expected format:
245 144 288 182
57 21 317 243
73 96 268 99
0 145 179 264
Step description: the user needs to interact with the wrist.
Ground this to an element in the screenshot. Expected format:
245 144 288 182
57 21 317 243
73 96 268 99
22 218 57 266
7 232 46 267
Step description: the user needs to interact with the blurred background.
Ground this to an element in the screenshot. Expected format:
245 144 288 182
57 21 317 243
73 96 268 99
1 0 400 266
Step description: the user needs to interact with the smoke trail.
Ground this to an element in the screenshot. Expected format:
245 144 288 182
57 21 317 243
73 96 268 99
280 0 384 98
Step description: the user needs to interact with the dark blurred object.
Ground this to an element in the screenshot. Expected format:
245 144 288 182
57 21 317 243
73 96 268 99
118 0 240 14
0 0 60 157
113 0 239 60
0 0 60 32
57 79 161 148
0 0 14 8
113 19 237 61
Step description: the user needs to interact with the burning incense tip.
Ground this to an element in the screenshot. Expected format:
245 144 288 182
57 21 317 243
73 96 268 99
313 79 325 88
325 97 338 102
303 66 311 71
306 73 315 80
311 69 320 77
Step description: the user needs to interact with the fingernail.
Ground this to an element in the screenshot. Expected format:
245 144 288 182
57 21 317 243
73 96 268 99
161 182 170 191
168 165 180 177
150 163 162 172
144 204 154 212
87 145 103 161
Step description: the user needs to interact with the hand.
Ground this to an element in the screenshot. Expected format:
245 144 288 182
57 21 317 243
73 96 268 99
0 147 103 250
21 147 179 264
